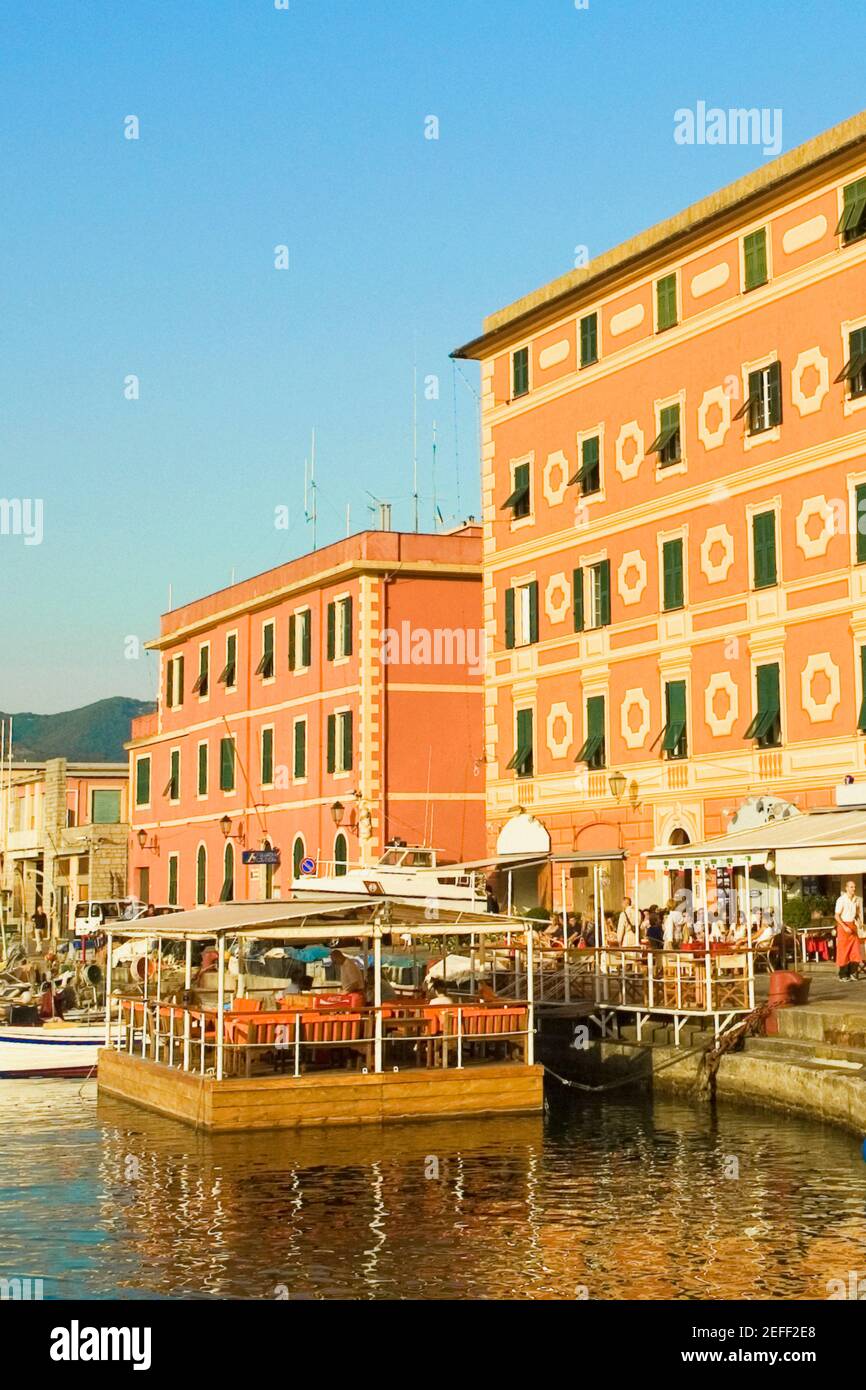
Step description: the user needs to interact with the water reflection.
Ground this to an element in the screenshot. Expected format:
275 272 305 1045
0 1079 863 1299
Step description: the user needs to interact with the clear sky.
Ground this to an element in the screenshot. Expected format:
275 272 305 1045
1 0 864 713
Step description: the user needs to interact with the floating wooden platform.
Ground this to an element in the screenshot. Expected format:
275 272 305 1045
97 1049 544 1132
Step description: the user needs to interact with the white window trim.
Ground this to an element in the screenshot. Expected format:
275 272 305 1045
739 222 772 295
195 842 208 907
511 572 537 648
581 689 608 771
574 423 606 508
197 641 210 704
659 671 691 762
167 654 184 711
135 754 152 811
220 732 238 795
260 619 276 686
657 523 689 613
332 593 352 666
260 722 275 788
841 313 866 418
578 310 602 371
333 705 353 777
292 715 308 784
167 852 180 906
513 702 536 778
293 606 312 673
746 497 781 591
740 350 781 451
653 268 680 335
749 654 786 747
168 746 181 806
196 739 208 801
848 469 866 568
508 451 535 533
292 834 306 880
510 341 532 402
225 629 239 694
653 389 687 479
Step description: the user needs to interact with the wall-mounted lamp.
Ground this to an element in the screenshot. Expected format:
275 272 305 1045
608 770 627 801
136 828 159 854
220 815 245 846
330 792 361 833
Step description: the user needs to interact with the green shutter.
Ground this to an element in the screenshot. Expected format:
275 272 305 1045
302 610 311 667
343 596 353 656
220 737 235 791
580 313 598 367
327 602 336 660
598 560 610 627
528 581 539 644
512 347 529 397
663 538 684 611
220 845 234 902
746 663 781 743
136 757 150 806
168 856 178 906
166 660 174 709
656 274 677 330
294 720 306 778
573 569 584 632
503 461 531 517
572 434 600 492
176 656 184 705
342 711 353 771
576 695 606 768
293 838 304 878
504 588 515 649
198 742 208 796
261 727 273 784
856 484 866 564
753 511 777 588
506 708 534 775
743 228 768 290
196 846 207 906
859 647 866 733
91 789 121 824
768 360 782 425
837 177 866 242
170 749 180 800
662 680 687 757
326 714 336 773
288 616 296 670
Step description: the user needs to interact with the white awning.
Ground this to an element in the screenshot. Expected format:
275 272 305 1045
645 807 866 871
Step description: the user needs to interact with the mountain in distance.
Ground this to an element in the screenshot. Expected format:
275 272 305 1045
0 697 156 764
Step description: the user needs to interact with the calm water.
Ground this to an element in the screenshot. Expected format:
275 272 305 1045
1 1079 864 1299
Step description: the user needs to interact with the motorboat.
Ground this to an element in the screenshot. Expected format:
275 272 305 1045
290 842 488 910
0 1013 104 1078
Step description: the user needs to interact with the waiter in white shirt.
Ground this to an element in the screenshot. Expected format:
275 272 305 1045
834 880 863 982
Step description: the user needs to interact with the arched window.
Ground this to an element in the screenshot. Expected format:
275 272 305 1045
221 842 235 902
334 832 348 877
196 844 207 906
292 835 305 879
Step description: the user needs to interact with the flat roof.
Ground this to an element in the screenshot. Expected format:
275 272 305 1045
453 108 866 360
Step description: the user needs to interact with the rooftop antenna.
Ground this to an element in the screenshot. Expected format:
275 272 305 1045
304 428 318 551
168 583 173 610
431 419 438 530
412 336 419 532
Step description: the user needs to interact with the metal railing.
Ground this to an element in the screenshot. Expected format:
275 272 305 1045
529 945 755 1014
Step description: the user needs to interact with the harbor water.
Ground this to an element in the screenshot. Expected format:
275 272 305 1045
1 1079 864 1300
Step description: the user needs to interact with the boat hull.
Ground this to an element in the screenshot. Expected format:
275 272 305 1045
0 1025 104 1078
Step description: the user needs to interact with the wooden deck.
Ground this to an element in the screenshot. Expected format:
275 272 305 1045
97 1049 544 1131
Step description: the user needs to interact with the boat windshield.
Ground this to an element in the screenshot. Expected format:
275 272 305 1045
377 848 435 868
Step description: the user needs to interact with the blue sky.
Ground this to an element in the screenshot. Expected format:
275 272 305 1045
1 0 864 712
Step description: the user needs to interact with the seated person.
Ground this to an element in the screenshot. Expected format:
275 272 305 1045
426 977 454 1005
329 948 365 994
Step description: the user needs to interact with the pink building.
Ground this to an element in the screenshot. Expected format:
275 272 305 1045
127 527 485 908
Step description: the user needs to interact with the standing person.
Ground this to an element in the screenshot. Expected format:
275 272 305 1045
663 899 685 948
32 905 48 947
616 896 638 949
834 880 863 982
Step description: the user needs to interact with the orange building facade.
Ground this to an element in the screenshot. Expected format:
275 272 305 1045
454 112 866 904
127 528 484 908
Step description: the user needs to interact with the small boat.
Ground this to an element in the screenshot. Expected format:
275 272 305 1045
290 843 488 909
0 1016 104 1078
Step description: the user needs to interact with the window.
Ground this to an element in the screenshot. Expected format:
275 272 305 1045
256 621 275 679
289 608 312 670
837 327 866 400
588 560 611 629
662 538 684 611
327 596 353 660
504 580 538 649
656 273 678 331
334 832 348 876
220 843 235 902
166 654 184 709
752 510 777 588
837 176 866 245
745 662 781 748
570 434 600 494
196 845 207 906
219 633 237 688
138 866 150 903
263 838 275 900
743 228 768 290
856 483 866 564
168 854 179 907
650 404 681 466
506 708 534 778
135 756 151 807
576 695 605 769
192 644 209 697
164 749 180 802
261 726 274 786
859 647 866 734
748 668 780 745
573 567 584 632
579 313 598 367
197 742 208 797
502 461 531 520
737 362 782 434
292 836 306 879
219 737 236 792
91 789 121 824
512 346 529 398
662 680 687 759
327 710 353 773
293 718 307 779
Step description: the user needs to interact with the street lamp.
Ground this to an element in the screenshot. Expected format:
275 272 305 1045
220 815 245 846
330 800 345 827
136 828 158 853
608 771 627 801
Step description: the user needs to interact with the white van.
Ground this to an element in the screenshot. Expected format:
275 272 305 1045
73 898 144 934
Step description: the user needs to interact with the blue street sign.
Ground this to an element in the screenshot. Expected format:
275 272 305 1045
300 857 316 875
